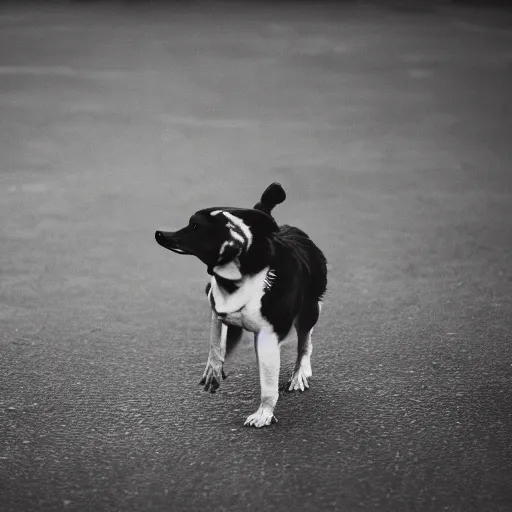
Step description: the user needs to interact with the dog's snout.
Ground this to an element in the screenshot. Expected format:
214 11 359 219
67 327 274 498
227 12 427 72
155 230 188 255
155 230 172 246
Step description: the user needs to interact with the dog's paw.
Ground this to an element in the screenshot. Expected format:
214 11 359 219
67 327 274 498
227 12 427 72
287 363 312 392
244 405 277 428
199 361 226 393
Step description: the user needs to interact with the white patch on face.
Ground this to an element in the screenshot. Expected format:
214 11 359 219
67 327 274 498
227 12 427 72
222 212 253 249
218 239 241 268
210 210 223 216
228 228 245 245
219 240 232 257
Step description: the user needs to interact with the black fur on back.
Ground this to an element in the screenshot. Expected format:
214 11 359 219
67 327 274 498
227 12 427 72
271 225 327 300
259 224 327 339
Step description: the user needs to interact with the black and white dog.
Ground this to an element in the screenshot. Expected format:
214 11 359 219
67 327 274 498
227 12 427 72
155 183 327 427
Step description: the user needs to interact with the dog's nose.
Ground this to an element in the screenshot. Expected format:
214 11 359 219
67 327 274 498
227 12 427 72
155 231 163 240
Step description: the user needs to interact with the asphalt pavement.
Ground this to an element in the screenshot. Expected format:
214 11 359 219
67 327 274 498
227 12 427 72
1 1 511 511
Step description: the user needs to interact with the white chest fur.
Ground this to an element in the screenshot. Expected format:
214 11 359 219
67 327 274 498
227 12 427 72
209 267 272 332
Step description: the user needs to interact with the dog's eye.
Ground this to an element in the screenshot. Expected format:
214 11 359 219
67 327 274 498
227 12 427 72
191 222 199 230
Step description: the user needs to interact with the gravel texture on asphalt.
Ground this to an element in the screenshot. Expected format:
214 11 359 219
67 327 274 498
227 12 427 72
1 2 511 511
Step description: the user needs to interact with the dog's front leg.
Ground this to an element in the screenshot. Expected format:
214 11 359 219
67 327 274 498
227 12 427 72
244 329 280 428
200 311 227 393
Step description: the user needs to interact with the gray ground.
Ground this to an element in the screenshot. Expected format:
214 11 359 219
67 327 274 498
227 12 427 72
1 1 512 511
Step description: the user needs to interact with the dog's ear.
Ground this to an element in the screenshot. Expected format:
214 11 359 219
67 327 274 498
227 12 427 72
213 260 242 280
253 182 286 216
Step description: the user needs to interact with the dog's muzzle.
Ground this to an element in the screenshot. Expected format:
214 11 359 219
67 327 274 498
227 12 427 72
155 231 189 254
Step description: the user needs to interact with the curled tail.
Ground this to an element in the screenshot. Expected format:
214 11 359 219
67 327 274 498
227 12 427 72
253 182 286 217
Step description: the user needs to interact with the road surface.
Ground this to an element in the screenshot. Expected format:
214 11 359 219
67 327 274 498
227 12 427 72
1 1 511 511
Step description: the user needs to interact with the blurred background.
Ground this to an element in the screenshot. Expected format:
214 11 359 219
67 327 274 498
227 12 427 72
1 1 511 511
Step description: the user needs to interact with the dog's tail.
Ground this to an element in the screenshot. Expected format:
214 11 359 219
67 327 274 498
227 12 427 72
253 182 286 216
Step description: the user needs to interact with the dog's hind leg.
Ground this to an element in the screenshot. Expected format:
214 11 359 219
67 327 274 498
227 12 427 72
288 301 321 392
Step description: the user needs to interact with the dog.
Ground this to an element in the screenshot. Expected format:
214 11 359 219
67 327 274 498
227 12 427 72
155 183 327 427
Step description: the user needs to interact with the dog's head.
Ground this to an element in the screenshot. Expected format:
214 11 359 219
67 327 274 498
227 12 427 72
155 183 286 280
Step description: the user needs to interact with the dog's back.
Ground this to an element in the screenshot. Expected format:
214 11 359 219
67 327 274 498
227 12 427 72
253 182 327 307
273 224 327 302
257 223 327 339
